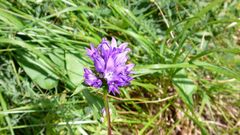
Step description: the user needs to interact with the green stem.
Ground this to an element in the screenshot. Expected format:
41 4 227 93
104 92 112 135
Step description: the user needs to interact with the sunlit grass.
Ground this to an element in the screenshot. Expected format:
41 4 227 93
0 0 239 134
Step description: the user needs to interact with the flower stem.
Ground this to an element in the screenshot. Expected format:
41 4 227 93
104 92 112 135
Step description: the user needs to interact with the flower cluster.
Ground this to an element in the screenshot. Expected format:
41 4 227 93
84 37 134 94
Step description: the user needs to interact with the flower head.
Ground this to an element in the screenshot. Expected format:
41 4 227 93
84 37 134 95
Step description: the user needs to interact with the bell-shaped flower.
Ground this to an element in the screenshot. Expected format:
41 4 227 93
84 37 134 95
84 68 102 88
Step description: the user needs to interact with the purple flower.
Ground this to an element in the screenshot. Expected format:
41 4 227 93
84 68 102 88
84 37 134 95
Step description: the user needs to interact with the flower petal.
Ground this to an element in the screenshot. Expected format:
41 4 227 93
118 43 129 52
86 44 97 60
114 51 128 66
94 56 105 73
105 55 115 72
111 37 117 48
98 38 111 60
84 68 102 88
115 65 126 74
126 64 134 73
108 83 119 95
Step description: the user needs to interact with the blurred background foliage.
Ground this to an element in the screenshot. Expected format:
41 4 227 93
0 0 240 134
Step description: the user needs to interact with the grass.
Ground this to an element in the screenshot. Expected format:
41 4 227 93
0 0 240 134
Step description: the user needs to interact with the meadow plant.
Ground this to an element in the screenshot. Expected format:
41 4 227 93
84 37 134 94
84 37 134 134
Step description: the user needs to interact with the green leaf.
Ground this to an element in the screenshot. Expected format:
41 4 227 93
131 81 158 91
190 48 240 62
65 53 84 86
0 91 14 135
134 63 196 76
173 69 197 108
0 8 23 29
193 61 240 81
16 52 58 89
82 89 104 120
48 49 65 71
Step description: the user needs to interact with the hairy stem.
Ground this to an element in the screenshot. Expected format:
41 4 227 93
104 92 112 135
